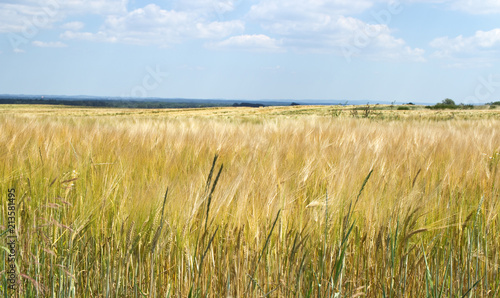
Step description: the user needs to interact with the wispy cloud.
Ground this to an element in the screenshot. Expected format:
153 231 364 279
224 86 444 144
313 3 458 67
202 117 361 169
0 0 127 33
207 34 283 52
450 0 500 14
430 28 500 67
32 40 68 48
245 0 424 61
172 0 239 15
401 0 500 14
0 1 61 33
249 0 374 19
61 21 85 31
61 4 244 46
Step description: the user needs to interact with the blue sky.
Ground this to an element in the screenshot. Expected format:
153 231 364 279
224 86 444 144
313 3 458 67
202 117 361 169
1 0 500 104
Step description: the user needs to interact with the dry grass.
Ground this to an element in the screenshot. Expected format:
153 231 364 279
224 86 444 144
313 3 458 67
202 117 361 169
1 105 499 297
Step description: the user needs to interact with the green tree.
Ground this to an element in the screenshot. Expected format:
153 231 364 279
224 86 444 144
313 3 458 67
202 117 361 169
442 98 456 105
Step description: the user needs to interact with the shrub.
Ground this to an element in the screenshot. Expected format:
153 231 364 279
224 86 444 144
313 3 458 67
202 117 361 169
442 98 456 105
459 104 474 110
427 103 458 110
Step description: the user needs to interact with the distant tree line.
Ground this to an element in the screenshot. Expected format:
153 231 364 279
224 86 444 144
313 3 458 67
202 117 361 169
232 102 265 108
0 98 231 109
425 98 474 110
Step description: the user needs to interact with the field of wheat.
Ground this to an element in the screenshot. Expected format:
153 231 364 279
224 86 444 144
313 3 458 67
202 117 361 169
1 104 499 297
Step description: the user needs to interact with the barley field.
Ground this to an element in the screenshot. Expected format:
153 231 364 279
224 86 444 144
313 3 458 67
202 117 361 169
1 104 500 297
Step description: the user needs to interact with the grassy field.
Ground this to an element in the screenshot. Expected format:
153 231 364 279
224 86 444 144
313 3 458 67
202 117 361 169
1 104 500 297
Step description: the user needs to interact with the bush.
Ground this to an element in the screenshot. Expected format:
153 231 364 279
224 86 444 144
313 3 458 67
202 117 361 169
459 104 474 110
397 106 410 110
427 103 458 110
442 98 456 105
426 98 461 110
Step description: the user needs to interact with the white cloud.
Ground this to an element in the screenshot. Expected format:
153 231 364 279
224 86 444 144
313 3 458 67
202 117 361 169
0 2 60 33
0 0 126 33
60 31 112 42
32 40 68 48
430 29 500 68
338 17 425 62
61 21 85 31
61 4 244 46
249 0 374 20
401 0 500 14
207 34 283 52
244 0 424 61
450 0 500 14
60 0 127 15
172 0 237 16
430 29 500 57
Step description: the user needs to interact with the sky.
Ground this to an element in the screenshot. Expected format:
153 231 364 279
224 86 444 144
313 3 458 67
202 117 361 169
1 0 500 104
